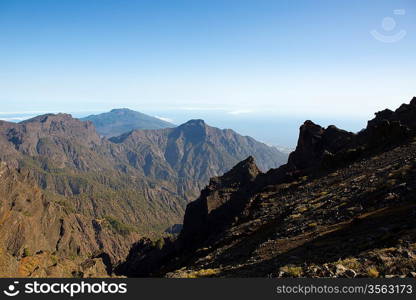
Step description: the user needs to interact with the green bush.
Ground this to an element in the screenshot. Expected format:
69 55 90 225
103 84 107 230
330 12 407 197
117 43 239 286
151 238 165 250
104 216 137 236
23 247 31 257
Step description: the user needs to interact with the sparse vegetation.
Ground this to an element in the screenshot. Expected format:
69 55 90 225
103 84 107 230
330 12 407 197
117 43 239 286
367 267 379 278
23 247 31 258
151 238 165 250
296 205 308 213
280 266 303 277
184 268 220 278
50 255 58 265
104 216 137 236
338 258 360 270
3 98 416 279
22 211 32 217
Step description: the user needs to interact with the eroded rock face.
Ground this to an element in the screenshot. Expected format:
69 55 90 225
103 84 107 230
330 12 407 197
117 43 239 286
286 98 416 173
0 112 288 277
118 97 416 278
358 99 416 148
0 112 287 241
180 156 261 246
289 121 325 170
0 163 139 277
287 121 356 170
368 97 416 129
116 157 262 277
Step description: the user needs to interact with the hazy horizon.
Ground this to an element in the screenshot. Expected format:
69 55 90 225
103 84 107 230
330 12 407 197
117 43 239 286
0 105 377 147
0 0 415 146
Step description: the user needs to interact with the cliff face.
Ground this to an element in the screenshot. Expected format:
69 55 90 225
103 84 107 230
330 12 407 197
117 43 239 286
0 114 185 235
0 113 287 277
0 162 139 277
281 98 416 174
180 156 261 247
287 121 355 171
0 114 287 234
119 97 416 278
110 119 287 202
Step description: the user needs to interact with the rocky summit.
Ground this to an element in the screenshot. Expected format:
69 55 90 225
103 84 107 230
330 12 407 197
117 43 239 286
118 97 416 278
0 113 287 277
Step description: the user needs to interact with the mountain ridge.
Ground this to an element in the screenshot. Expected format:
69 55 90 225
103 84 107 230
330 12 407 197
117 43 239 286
0 110 288 277
117 97 416 278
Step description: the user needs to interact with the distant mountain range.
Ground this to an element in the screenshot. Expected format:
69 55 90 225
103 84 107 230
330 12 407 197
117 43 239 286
81 108 175 137
0 110 287 277
3 98 416 278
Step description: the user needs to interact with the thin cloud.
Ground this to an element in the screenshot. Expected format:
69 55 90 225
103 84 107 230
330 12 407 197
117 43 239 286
0 111 51 115
155 116 174 123
179 107 226 111
0 116 36 122
227 109 254 115
0 109 104 115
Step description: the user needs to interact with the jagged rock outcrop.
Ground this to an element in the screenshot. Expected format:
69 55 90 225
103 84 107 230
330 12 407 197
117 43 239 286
357 98 416 149
287 121 356 171
0 114 286 234
368 97 416 129
0 112 287 277
284 97 416 174
0 114 184 233
111 119 287 200
112 119 287 173
180 156 261 246
118 97 416 278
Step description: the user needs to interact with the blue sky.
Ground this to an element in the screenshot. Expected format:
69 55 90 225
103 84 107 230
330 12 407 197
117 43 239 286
0 0 415 145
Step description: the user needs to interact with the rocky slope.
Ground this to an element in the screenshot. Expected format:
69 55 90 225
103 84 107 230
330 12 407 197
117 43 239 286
0 114 184 234
118 97 416 278
111 119 287 199
0 162 139 277
81 108 175 137
0 114 286 232
0 113 287 277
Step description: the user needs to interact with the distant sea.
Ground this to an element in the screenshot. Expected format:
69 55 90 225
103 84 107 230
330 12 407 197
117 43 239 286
0 110 369 149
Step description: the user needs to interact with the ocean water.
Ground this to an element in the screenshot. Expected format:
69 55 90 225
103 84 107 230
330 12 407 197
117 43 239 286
0 109 370 149
138 109 369 148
